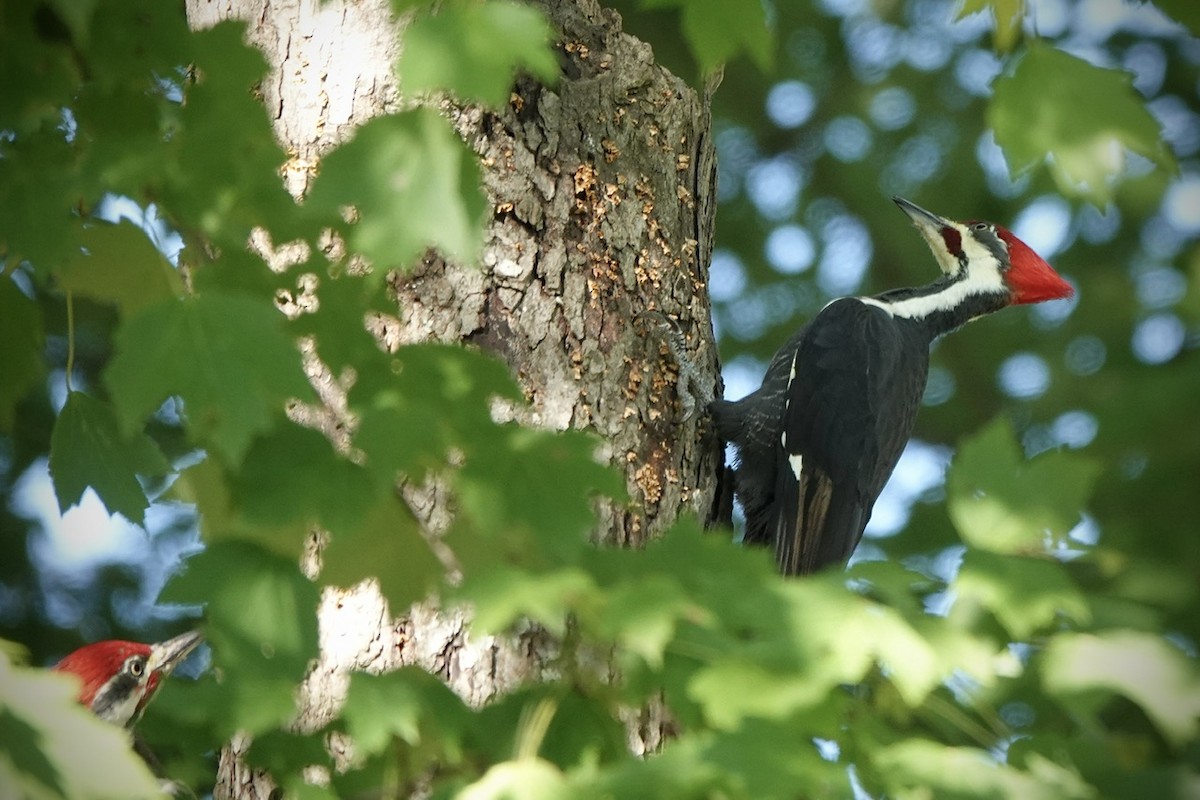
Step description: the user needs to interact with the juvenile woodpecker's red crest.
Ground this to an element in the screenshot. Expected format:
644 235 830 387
995 226 1074 304
54 630 202 728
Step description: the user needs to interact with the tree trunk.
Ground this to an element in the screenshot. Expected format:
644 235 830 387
184 0 720 796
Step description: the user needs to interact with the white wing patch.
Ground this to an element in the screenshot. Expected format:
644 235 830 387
788 452 804 481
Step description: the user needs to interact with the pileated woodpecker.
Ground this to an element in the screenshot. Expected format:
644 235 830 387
53 630 203 728
713 197 1074 576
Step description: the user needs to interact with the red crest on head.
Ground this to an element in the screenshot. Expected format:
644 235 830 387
996 227 1074 304
54 640 152 708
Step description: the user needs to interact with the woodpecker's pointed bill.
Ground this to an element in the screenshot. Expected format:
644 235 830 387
712 196 1074 576
54 630 203 728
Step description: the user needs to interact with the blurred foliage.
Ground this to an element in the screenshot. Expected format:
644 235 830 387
1 0 1199 798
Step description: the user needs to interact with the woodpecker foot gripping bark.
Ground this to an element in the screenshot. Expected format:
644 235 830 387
637 310 713 422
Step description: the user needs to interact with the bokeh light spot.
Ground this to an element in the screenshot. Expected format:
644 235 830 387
998 352 1051 399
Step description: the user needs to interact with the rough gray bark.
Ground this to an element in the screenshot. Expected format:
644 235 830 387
185 0 721 796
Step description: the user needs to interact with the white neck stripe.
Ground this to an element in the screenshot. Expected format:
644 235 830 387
857 270 1006 320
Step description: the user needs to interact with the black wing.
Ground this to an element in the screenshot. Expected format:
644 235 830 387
773 298 928 575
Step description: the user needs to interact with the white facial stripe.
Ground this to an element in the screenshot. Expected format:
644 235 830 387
960 225 1000 265
928 225 961 275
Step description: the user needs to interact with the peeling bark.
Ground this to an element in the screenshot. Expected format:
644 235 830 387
185 1 720 797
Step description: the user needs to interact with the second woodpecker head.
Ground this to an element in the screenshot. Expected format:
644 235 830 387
893 196 1074 305
53 630 203 728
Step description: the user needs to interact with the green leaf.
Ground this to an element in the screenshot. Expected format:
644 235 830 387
458 566 594 637
398 1 558 106
687 577 942 729
288 272 392 376
104 293 313 464
989 41 1177 204
588 574 692 668
354 343 526 485
458 759 569 800
232 422 376 535
0 278 45 432
343 668 471 758
0 5 80 135
163 541 320 736
1146 0 1200 37
783 578 942 708
44 0 98 46
166 540 319 682
946 417 1101 555
702 719 849 799
245 730 331 784
0 651 161 799
1041 630 1200 747
167 22 298 247
454 426 626 570
0 135 80 268
875 739 1094 800
952 550 1090 640
688 658 826 729
56 220 182 313
319 495 443 612
642 0 772 74
48 392 170 524
956 0 1026 52
471 687 629 769
305 110 487 273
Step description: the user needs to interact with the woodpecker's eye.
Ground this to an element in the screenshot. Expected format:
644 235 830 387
128 657 146 678
972 222 989 232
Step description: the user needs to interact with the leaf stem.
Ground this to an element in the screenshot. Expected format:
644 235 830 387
65 290 76 393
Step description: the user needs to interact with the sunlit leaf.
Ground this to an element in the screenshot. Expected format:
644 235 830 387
688 658 825 728
306 110 487 273
104 293 313 464
952 550 1090 640
49 392 170 524
875 739 1093 800
703 718 850 799
458 759 569 800
162 540 319 735
0 652 161 799
990 41 1176 204
947 417 1101 555
457 566 594 637
1041 630 1200 747
398 1 558 106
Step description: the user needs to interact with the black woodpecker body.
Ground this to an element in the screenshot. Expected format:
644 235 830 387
712 197 1074 576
